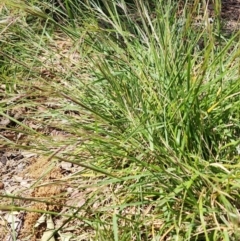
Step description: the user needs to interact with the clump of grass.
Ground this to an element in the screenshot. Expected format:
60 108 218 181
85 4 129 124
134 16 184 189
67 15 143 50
1 0 240 240
58 0 240 239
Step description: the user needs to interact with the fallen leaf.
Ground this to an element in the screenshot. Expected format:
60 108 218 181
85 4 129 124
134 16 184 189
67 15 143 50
59 232 72 241
41 215 55 241
34 214 46 228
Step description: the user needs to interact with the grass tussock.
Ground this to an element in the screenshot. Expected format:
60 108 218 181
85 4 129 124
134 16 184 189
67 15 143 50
1 0 240 240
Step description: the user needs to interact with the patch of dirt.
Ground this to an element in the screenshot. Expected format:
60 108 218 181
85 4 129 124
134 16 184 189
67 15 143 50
0 153 67 241
19 157 65 241
177 0 240 33
209 0 240 33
